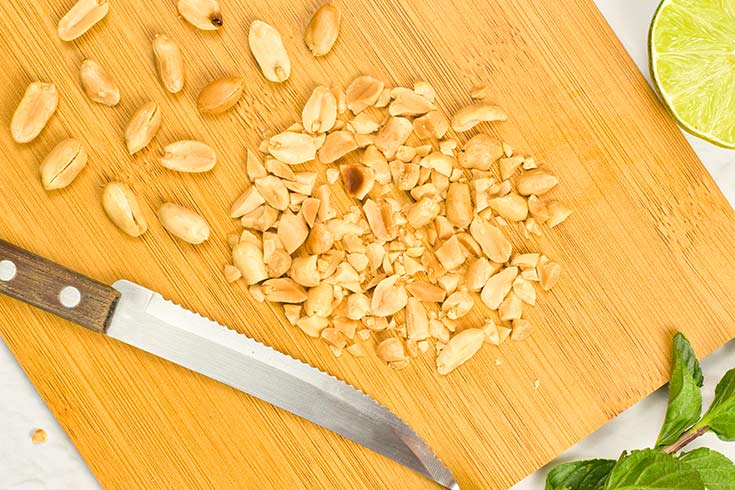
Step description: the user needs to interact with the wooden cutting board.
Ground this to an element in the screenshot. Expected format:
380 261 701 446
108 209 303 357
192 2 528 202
2 0 735 488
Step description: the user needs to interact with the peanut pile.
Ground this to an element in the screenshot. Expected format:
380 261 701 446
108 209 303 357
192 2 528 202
226 75 571 375
10 0 572 375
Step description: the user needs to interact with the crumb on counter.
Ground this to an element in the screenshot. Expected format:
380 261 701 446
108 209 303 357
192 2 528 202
31 428 47 444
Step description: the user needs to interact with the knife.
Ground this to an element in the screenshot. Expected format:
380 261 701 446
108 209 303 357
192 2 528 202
0 239 458 489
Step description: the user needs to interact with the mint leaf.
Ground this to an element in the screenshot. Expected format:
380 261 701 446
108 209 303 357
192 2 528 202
673 333 704 387
699 369 735 441
605 449 703 490
655 334 703 447
680 448 735 490
546 459 615 490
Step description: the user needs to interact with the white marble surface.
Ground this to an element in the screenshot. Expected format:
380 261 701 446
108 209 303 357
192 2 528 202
2 1 735 489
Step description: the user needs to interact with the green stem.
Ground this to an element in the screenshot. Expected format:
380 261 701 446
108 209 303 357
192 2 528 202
661 425 709 454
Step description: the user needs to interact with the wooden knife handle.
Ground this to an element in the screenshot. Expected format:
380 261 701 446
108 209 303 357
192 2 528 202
0 239 120 333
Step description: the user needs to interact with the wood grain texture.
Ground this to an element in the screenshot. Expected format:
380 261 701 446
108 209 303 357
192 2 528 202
1 0 735 488
0 240 119 332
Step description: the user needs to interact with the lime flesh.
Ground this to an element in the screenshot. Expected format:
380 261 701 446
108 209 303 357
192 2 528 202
649 0 735 148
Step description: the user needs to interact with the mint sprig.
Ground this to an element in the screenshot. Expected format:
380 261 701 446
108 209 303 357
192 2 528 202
655 333 703 447
699 369 735 441
545 332 735 490
604 449 703 489
545 459 614 490
680 448 735 490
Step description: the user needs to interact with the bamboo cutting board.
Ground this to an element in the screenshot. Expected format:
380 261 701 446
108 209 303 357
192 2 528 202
2 0 735 488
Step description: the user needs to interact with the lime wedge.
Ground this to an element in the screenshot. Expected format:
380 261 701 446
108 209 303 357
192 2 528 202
649 0 735 148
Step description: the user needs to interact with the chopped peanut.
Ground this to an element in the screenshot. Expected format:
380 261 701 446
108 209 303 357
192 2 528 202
224 77 572 374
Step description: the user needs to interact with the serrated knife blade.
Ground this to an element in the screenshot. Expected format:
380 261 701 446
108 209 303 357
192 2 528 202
108 281 458 489
0 240 458 489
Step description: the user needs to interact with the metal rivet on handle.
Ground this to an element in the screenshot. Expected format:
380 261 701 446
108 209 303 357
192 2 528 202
0 260 17 281
59 286 81 308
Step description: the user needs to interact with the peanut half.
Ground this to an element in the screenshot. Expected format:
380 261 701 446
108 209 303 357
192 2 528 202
197 77 245 114
79 59 120 106
57 0 109 41
11 82 58 144
302 86 337 133
481 266 518 310
389 87 435 117
268 132 317 165
371 275 408 317
460 134 503 170
125 101 161 154
177 0 222 30
436 328 484 375
374 116 412 158
231 187 265 218
304 3 341 57
517 169 559 196
249 20 291 83
160 140 216 173
233 242 268 285
158 203 210 245
318 130 357 163
451 102 507 132
40 139 88 190
254 175 289 210
470 216 512 263
346 76 385 114
153 35 186 94
262 278 308 303
102 182 147 237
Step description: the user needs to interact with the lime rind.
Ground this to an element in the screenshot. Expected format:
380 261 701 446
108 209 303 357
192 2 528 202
649 0 735 148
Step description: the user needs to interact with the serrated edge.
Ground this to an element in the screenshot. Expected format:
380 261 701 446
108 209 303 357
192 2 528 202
110 280 458 489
